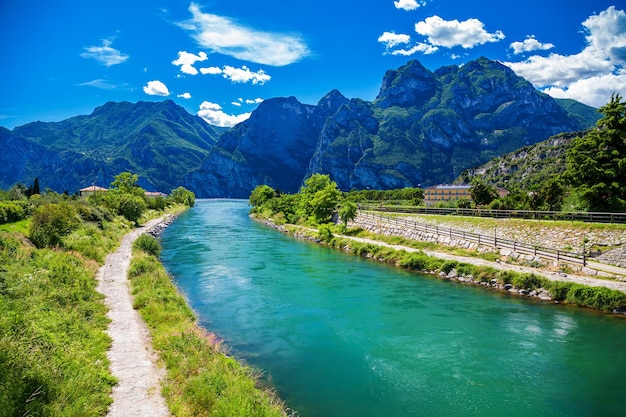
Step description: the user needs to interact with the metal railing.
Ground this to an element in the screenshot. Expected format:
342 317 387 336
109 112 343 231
358 211 588 267
358 204 626 224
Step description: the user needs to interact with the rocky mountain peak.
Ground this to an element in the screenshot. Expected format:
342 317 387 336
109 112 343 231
375 59 438 108
316 89 350 114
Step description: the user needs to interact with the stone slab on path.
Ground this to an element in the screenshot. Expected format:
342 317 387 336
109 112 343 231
96 218 169 417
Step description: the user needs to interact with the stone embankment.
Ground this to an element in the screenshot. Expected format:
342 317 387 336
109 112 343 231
348 213 626 269
146 213 179 237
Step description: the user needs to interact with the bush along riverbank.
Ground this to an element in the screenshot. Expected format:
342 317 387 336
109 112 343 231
130 233 289 417
253 216 626 316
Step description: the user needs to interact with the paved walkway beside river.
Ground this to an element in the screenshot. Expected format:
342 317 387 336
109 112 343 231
96 218 169 417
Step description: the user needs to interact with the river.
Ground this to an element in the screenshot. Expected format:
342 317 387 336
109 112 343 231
159 200 626 417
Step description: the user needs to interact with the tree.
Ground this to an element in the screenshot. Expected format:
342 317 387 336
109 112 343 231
565 94 626 211
299 174 342 224
338 201 358 226
536 176 564 211
470 179 498 206
117 193 147 223
111 172 142 195
170 186 196 207
26 177 40 197
249 185 276 208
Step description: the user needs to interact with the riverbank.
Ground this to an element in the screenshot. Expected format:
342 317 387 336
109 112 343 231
253 216 626 314
125 213 289 416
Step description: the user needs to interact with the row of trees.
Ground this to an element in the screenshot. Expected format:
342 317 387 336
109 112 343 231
250 173 357 226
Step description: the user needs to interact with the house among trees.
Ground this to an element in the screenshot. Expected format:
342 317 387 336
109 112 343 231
79 185 108 198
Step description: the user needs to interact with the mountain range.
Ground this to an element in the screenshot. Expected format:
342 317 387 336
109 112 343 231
0 57 599 197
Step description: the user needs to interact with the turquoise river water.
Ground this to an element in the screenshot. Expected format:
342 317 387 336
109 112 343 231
159 200 626 417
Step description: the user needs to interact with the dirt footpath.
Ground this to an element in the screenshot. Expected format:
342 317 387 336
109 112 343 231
96 218 169 417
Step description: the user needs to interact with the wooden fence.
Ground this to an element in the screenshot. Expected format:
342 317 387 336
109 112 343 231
358 204 626 224
358 211 588 267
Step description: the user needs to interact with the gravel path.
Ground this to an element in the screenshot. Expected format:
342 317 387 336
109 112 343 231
96 218 169 417
344 235 626 293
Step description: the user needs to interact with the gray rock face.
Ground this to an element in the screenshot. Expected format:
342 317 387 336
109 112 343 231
375 60 438 109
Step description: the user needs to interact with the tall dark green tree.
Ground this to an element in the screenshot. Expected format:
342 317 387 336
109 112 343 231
470 179 498 206
565 94 626 211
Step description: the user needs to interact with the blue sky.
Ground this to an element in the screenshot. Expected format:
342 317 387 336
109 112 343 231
1 0 625 129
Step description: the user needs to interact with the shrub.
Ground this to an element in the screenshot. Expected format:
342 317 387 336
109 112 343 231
441 260 459 274
134 234 162 257
317 224 334 243
512 273 544 290
495 270 515 285
399 252 430 270
546 281 572 301
118 193 147 223
29 203 81 248
0 200 30 224
565 284 626 311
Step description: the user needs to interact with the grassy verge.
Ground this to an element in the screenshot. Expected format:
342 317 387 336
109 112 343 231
0 202 190 416
271 219 626 314
129 235 288 417
0 230 116 416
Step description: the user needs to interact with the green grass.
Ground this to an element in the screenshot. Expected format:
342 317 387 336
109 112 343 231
402 212 626 232
129 237 288 417
0 201 192 416
0 232 115 417
0 218 30 235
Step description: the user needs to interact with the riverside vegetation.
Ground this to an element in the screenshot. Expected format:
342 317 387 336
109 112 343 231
249 174 626 314
0 172 286 416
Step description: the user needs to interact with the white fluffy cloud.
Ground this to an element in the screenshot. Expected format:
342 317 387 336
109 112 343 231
80 39 129 66
394 0 424 11
177 92 192 99
172 51 208 75
414 15 505 49
199 66 223 75
178 2 310 66
143 80 170 96
378 32 411 49
199 65 271 84
197 101 251 127
510 35 554 55
504 6 626 107
245 98 263 104
223 66 270 84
